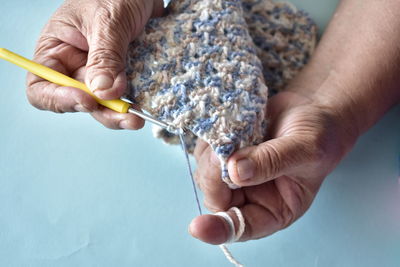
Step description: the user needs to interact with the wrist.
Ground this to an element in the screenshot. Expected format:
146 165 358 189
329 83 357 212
284 0 400 137
285 53 399 141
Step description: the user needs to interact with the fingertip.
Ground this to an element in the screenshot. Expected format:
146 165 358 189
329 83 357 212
119 116 145 130
189 215 229 245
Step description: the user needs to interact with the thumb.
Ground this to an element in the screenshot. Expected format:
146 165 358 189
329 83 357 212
227 136 315 186
85 19 131 100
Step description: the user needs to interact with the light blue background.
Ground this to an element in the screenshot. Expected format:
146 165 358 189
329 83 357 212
0 1 399 266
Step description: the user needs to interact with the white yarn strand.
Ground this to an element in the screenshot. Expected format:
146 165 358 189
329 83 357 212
178 128 245 266
219 245 244 267
215 207 246 267
231 207 245 241
215 211 236 243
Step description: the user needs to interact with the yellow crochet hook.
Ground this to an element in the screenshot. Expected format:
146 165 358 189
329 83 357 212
0 48 175 131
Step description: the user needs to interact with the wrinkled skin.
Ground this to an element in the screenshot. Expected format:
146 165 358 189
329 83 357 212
26 0 163 129
189 91 358 244
189 0 400 244
27 0 400 246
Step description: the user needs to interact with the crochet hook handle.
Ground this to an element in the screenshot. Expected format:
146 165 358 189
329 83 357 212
0 48 130 113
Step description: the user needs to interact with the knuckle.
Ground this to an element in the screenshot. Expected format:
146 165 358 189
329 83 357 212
277 201 295 229
26 87 42 110
255 143 281 179
41 88 61 113
34 35 62 57
54 105 66 114
203 199 226 213
88 0 150 64
97 0 146 32
260 201 296 232
96 7 121 34
303 134 327 164
203 200 218 213
26 84 62 113
277 181 311 230
92 4 132 38
97 4 113 20
96 1 126 22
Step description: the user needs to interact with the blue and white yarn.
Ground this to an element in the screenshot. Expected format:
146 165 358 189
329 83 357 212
243 0 317 94
125 0 317 186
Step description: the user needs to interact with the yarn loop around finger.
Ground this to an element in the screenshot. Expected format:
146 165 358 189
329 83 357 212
215 207 246 266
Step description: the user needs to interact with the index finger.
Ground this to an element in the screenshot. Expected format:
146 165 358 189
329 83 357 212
189 198 287 244
194 139 245 212
26 40 98 113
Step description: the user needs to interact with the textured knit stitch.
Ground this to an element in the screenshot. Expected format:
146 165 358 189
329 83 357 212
243 0 317 94
125 0 317 186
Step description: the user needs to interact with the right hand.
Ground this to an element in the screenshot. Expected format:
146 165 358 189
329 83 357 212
26 0 164 130
189 91 359 244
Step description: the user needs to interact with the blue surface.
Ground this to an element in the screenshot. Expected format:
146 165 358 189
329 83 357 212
0 1 399 266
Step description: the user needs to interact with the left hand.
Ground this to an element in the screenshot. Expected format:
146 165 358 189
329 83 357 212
26 0 164 130
189 91 358 244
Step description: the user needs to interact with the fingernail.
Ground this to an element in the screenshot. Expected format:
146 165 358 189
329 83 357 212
210 152 220 166
119 120 130 129
90 75 114 93
74 104 90 113
236 158 255 181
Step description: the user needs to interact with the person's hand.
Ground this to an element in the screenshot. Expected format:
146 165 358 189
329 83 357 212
189 0 400 244
189 91 359 244
26 0 164 130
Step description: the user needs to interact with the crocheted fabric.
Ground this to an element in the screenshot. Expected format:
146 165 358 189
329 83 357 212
243 0 317 93
125 0 317 186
